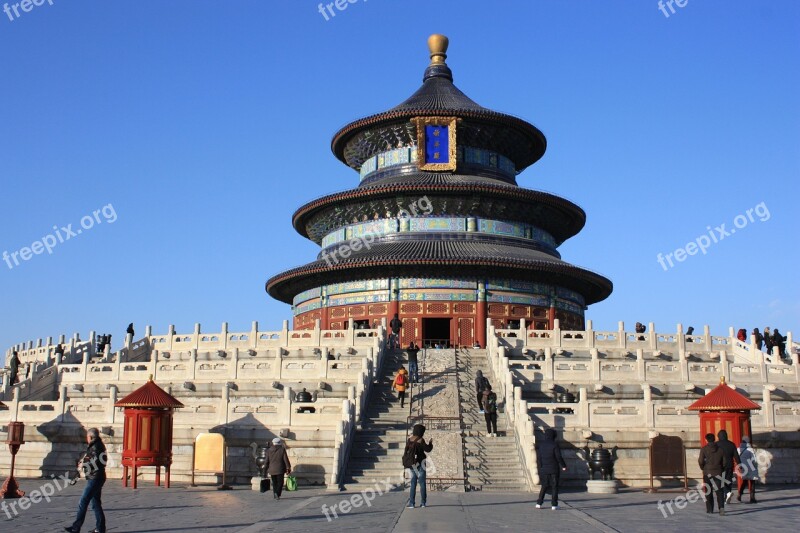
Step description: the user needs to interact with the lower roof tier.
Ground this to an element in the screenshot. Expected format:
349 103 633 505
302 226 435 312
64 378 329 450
266 239 612 305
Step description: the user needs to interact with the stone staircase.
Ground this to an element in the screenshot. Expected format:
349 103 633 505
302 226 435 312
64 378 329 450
457 348 530 492
343 349 410 488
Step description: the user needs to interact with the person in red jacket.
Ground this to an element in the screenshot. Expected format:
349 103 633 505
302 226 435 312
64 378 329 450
392 366 409 408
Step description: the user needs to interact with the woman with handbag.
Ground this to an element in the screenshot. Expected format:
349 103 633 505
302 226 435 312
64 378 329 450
265 437 291 500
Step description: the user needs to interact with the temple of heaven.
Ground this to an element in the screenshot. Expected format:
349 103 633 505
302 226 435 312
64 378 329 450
266 34 612 348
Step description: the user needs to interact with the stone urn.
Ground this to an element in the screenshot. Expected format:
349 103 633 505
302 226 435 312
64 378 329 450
587 444 615 480
584 444 619 494
555 390 576 414
255 446 269 478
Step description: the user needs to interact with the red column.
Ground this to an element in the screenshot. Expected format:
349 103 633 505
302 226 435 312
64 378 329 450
476 282 487 348
388 278 399 327
548 304 556 331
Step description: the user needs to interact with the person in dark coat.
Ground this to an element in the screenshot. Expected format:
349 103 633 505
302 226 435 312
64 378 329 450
699 433 729 515
481 384 498 437
475 370 488 412
763 327 773 354
635 322 646 341
772 329 786 358
65 428 107 533
126 323 135 338
406 342 420 383
8 350 19 385
389 314 402 350
752 328 764 351
717 429 740 503
405 424 433 508
535 428 567 509
264 437 292 500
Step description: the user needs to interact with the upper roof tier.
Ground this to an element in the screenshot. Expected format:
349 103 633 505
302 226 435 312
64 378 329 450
331 35 547 174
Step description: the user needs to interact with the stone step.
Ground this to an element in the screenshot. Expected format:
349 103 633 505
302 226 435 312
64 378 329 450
469 485 529 492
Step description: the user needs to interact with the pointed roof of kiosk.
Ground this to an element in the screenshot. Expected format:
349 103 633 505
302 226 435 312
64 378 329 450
115 376 184 409
687 376 760 412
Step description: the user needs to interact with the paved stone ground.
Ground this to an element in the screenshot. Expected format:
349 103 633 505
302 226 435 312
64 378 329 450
3 478 799 532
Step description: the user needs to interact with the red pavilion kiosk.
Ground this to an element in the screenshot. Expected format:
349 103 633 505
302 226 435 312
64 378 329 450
687 376 760 447
115 377 184 489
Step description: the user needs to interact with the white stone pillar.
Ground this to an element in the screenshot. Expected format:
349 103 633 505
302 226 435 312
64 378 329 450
763 385 775 428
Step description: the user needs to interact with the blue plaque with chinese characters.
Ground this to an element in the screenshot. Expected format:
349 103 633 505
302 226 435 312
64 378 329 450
414 116 457 171
425 125 449 164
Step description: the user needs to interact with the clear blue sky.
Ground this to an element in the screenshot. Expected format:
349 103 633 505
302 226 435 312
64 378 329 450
1 1 798 360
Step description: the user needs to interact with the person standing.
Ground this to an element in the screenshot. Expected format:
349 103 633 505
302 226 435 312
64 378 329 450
737 438 758 503
772 328 786 358
535 428 567 510
752 328 764 351
763 327 773 355
404 424 433 508
474 370 488 413
54 342 66 362
389 313 403 350
126 323 135 338
699 433 728 515
392 366 409 408
7 350 19 385
264 437 291 500
481 384 498 437
64 428 107 533
407 342 420 384
737 329 747 342
717 429 740 504
635 322 646 341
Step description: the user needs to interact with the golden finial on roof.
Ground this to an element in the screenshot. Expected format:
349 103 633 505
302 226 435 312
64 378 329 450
428 34 449 65
720 376 726 384
149 374 154 382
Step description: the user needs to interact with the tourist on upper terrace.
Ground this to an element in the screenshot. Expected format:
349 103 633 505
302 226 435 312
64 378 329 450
54 342 65 362
481 384 499 437
404 423 433 509
64 427 107 533
264 437 291 501
737 329 747 342
635 322 646 341
737 437 759 503
126 323 135 338
475 370 488 413
389 314 403 350
535 428 567 510
406 342 420 384
685 326 694 342
716 429 740 504
391 366 409 408
699 433 728 515
7 350 19 385
753 328 764 350
772 329 787 358
763 327 773 354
